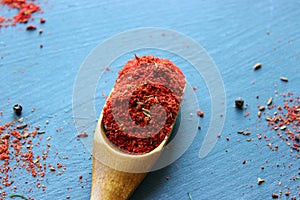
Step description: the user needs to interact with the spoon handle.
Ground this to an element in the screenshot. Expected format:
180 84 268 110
90 155 146 200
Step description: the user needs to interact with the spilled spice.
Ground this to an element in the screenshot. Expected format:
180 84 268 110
262 92 299 152
102 55 186 154
0 116 66 199
0 0 43 28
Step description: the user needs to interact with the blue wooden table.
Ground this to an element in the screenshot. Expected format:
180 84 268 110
1 0 299 199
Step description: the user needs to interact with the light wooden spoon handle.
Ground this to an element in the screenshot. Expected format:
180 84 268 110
91 116 167 200
90 152 146 200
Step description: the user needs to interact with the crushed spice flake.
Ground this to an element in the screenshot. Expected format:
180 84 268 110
280 77 289 82
77 132 88 138
253 63 262 71
26 25 37 31
197 109 204 117
39 17 46 23
257 177 265 185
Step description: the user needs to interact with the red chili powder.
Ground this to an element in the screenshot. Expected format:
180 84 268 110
0 120 65 199
102 55 186 154
0 0 42 28
264 93 300 151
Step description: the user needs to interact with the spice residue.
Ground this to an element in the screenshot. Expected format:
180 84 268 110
0 0 43 28
102 55 186 154
0 117 66 199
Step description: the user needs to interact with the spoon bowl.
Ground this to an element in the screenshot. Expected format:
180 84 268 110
90 110 170 200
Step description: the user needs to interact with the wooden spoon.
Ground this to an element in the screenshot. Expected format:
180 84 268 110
90 110 170 200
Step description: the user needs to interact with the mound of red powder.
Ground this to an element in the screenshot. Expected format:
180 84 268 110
102 55 186 154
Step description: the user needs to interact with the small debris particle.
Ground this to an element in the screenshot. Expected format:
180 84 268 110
280 77 288 82
235 97 244 109
165 176 169 181
217 133 221 138
13 104 23 115
259 106 265 111
260 165 265 170
295 135 300 143
197 109 204 117
256 134 262 140
285 191 290 196
17 117 23 123
23 132 30 138
197 125 201 130
226 137 230 141
278 181 282 186
40 18 46 23
265 117 272 121
242 160 247 164
258 111 261 118
45 120 49 124
280 125 286 130
271 193 279 199
253 63 262 70
37 130 46 134
237 130 244 134
10 194 28 199
66 196 71 199
26 25 37 31
16 124 27 129
77 132 89 138
79 175 83 180
244 132 251 136
50 167 56 172
39 29 43 34
257 177 265 185
244 112 250 117
187 192 193 200
267 97 273 106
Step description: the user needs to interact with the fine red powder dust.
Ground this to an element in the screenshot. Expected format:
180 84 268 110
102 55 186 154
0 120 66 199
0 0 42 28
264 93 300 151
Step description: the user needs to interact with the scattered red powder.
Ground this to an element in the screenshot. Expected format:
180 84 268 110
264 93 300 151
0 0 43 28
0 120 66 199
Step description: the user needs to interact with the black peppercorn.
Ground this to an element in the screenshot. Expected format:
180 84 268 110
295 135 300 143
235 97 244 109
13 104 23 115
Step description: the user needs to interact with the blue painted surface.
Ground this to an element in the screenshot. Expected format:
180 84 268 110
0 0 299 199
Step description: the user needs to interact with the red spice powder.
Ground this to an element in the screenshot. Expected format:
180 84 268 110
102 55 186 154
0 119 66 199
264 94 300 151
0 0 42 27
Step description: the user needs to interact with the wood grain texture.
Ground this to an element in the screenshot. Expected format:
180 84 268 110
91 154 146 200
